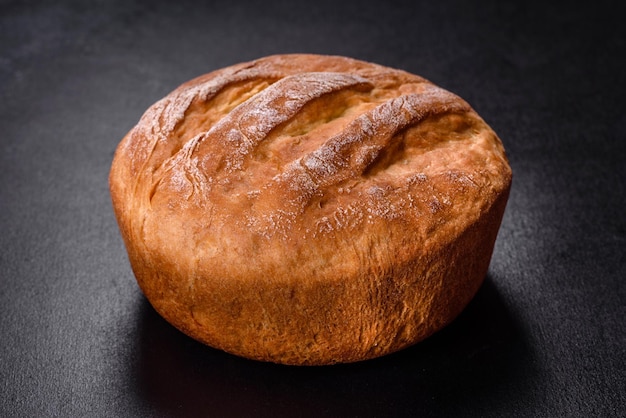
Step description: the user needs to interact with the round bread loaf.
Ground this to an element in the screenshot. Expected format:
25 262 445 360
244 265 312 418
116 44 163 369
109 54 512 365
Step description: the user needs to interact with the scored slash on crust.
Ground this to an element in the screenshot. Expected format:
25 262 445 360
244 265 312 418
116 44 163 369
140 67 479 241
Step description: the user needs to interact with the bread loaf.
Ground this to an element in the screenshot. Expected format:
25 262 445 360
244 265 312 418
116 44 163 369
109 54 512 365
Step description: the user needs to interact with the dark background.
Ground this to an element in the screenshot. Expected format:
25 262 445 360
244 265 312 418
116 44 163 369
1 0 624 416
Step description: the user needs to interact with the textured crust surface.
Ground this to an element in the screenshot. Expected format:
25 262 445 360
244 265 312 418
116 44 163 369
109 54 512 365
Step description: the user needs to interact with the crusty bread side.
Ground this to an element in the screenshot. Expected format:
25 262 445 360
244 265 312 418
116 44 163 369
109 54 512 365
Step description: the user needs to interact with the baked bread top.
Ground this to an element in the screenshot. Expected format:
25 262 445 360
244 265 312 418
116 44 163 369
110 54 512 365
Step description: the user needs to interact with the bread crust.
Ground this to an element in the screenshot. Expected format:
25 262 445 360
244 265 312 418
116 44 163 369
109 54 512 365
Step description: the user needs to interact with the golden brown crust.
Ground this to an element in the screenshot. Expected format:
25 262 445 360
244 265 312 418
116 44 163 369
109 54 512 365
